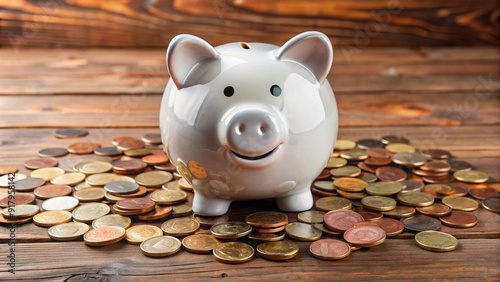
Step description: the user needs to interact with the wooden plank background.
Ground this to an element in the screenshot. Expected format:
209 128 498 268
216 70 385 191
1 0 499 49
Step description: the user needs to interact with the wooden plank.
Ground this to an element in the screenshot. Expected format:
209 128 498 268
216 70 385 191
0 0 498 48
3 239 499 280
0 92 499 128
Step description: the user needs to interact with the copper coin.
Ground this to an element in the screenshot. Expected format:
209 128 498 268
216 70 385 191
117 139 145 151
343 224 386 247
24 158 58 170
391 152 427 167
364 157 392 166
142 154 169 166
333 177 368 192
482 197 500 213
245 211 288 228
357 162 377 173
312 187 337 197
84 226 126 246
372 217 404 237
34 184 73 199
0 165 17 175
252 225 286 233
0 212 33 225
67 142 101 154
422 174 454 184
376 166 406 182
316 168 332 180
309 239 351 260
383 205 416 218
94 146 122 156
400 180 424 192
366 147 390 158
416 203 452 217
112 136 140 146
435 185 455 195
155 162 177 173
188 160 208 179
116 198 155 211
0 193 36 207
112 159 147 173
420 161 451 172
356 139 384 149
357 172 378 183
54 128 88 139
137 205 173 221
323 210 365 233
353 207 383 221
440 211 477 228
112 205 154 215
421 149 451 160
14 177 46 191
142 133 162 145
380 135 410 145
38 148 68 158
110 186 148 198
413 169 449 177
448 160 472 172
446 183 470 197
337 189 367 200
423 184 451 200
401 215 442 232
469 187 499 200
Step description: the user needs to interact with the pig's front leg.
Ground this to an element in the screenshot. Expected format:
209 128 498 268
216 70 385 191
275 184 313 212
192 192 232 216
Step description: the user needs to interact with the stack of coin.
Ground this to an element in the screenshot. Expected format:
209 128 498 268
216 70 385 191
245 211 288 241
112 198 156 215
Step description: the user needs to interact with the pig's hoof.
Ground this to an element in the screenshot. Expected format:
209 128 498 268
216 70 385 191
276 189 313 212
192 193 231 216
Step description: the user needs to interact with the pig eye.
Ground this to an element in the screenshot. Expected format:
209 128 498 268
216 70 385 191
270 85 281 97
224 86 234 97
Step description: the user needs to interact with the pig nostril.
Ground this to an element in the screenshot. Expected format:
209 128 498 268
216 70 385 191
259 124 267 135
237 124 245 134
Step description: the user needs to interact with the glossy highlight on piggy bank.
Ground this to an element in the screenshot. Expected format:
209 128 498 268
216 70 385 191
160 31 338 216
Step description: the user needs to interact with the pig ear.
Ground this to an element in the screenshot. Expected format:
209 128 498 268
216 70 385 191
167 34 221 89
276 31 333 83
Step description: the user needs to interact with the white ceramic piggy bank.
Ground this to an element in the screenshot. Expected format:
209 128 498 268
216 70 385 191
160 31 338 216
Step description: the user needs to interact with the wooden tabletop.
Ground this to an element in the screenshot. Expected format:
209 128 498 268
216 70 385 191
0 47 499 280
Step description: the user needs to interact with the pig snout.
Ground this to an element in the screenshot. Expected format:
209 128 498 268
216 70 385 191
219 105 285 165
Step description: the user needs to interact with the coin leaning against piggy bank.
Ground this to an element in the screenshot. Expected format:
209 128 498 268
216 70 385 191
160 31 338 216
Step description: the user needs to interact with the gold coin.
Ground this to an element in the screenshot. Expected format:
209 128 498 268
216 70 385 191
41 196 79 211
415 231 458 252
297 211 326 224
325 157 347 168
161 217 200 236
382 206 416 218
358 172 378 183
73 187 106 202
0 165 18 175
248 231 287 242
0 173 27 187
334 139 356 150
193 214 229 227
385 143 416 154
72 202 110 223
397 191 435 207
182 234 221 253
92 214 131 229
135 171 173 187
140 236 182 257
333 177 368 192
2 204 39 218
340 150 369 161
188 160 207 179
178 177 193 191
79 161 113 175
210 221 252 239
74 182 93 190
285 222 322 241
391 152 427 167
366 181 403 196
48 222 90 241
84 226 126 246
33 210 72 227
125 225 163 245
171 203 193 217
256 241 299 261
453 170 488 183
313 180 335 192
330 166 361 178
124 148 152 157
213 242 254 264
163 180 181 190
50 172 85 186
315 196 352 212
149 189 187 205
31 167 65 182
337 189 368 200
176 158 193 184
442 196 479 211
361 196 397 211
313 223 342 236
104 191 126 203
86 173 134 186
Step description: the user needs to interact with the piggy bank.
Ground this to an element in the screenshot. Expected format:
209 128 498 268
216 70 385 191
160 31 338 216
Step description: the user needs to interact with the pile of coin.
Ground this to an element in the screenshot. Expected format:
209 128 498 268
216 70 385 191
0 130 498 262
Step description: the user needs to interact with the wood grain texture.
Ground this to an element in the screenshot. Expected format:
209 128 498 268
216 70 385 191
0 0 499 48
2 239 499 280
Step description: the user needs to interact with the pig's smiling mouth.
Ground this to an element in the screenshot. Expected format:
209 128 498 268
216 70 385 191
231 146 278 161
227 144 283 168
